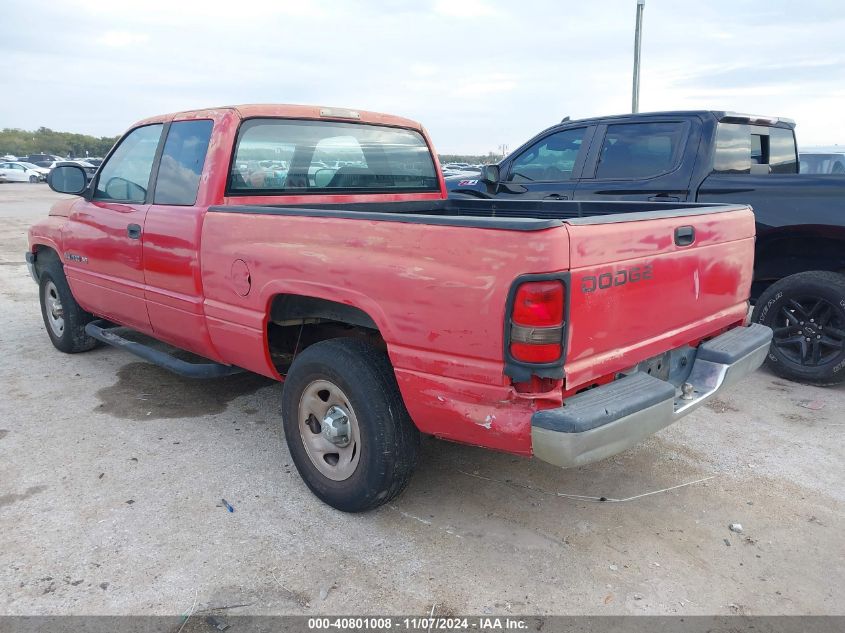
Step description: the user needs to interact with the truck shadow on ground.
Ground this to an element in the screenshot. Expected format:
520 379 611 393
94 361 274 420
401 433 705 517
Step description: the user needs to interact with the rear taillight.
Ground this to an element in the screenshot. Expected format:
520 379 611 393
509 280 565 363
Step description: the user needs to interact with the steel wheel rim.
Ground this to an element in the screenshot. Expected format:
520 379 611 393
297 379 361 481
43 280 65 338
771 295 845 367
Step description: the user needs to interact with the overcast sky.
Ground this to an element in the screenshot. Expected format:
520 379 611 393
2 0 843 153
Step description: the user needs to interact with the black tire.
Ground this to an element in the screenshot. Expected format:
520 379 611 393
752 271 845 386
38 256 98 353
281 338 419 512
29 175 38 183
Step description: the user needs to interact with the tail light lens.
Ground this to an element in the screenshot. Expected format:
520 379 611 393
509 280 564 363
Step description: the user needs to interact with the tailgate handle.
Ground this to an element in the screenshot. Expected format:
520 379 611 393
674 225 695 246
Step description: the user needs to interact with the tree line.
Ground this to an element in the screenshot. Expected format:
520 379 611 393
438 152 502 165
1 127 502 164
0 127 120 158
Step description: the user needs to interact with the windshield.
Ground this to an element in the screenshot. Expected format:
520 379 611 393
229 118 439 194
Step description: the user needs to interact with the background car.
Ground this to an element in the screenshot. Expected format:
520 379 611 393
50 160 98 182
18 161 50 179
0 161 46 183
26 153 64 168
442 164 483 178
800 148 845 174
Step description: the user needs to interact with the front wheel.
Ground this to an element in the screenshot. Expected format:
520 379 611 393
29 174 39 183
752 271 845 385
38 258 98 353
281 338 419 512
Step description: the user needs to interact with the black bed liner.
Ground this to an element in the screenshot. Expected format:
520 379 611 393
209 199 748 231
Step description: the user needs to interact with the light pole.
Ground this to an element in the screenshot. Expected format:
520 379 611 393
632 0 645 113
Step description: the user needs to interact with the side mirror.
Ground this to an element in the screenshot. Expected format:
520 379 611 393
48 165 88 195
480 164 500 184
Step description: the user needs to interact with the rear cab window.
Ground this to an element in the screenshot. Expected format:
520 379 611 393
593 122 687 179
228 119 439 194
713 123 798 175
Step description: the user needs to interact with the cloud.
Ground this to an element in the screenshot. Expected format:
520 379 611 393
97 30 150 47
410 63 439 77
1 0 844 153
452 74 519 98
432 0 501 18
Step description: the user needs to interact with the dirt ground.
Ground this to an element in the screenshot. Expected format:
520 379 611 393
0 183 842 617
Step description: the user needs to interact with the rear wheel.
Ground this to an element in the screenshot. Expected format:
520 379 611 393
752 271 845 385
38 257 98 353
281 338 419 512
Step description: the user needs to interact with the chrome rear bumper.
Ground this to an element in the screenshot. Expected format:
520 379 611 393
531 323 772 468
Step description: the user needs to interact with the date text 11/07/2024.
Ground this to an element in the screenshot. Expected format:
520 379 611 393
307 616 529 630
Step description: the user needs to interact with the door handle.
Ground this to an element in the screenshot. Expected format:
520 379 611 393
648 194 680 202
674 225 695 246
127 224 142 240
544 194 569 200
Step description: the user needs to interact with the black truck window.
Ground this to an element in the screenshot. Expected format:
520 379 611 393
713 123 751 173
769 127 798 174
713 123 798 174
507 127 587 182
750 133 767 165
594 122 685 179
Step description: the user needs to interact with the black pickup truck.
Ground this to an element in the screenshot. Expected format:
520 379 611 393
449 111 845 385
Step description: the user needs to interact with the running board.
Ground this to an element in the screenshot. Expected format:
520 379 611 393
85 320 243 379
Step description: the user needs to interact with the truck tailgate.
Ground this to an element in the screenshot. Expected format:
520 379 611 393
562 206 755 389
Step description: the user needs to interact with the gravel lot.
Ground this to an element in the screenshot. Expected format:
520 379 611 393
1 183 843 617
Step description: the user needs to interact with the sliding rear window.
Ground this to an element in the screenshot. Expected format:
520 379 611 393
228 118 439 195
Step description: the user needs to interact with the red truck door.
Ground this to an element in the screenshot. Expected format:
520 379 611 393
61 124 164 332
140 119 222 359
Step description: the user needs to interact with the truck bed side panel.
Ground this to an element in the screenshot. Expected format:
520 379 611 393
698 173 845 231
200 211 571 454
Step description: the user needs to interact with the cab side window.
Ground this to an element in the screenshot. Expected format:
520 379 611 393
594 122 685 179
154 120 213 205
94 124 163 202
507 128 587 182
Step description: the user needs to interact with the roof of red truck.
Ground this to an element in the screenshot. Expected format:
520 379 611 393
133 104 424 131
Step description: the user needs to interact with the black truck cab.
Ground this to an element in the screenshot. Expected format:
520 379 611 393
450 111 845 386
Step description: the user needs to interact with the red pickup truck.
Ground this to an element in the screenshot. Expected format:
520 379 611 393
28 104 771 512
